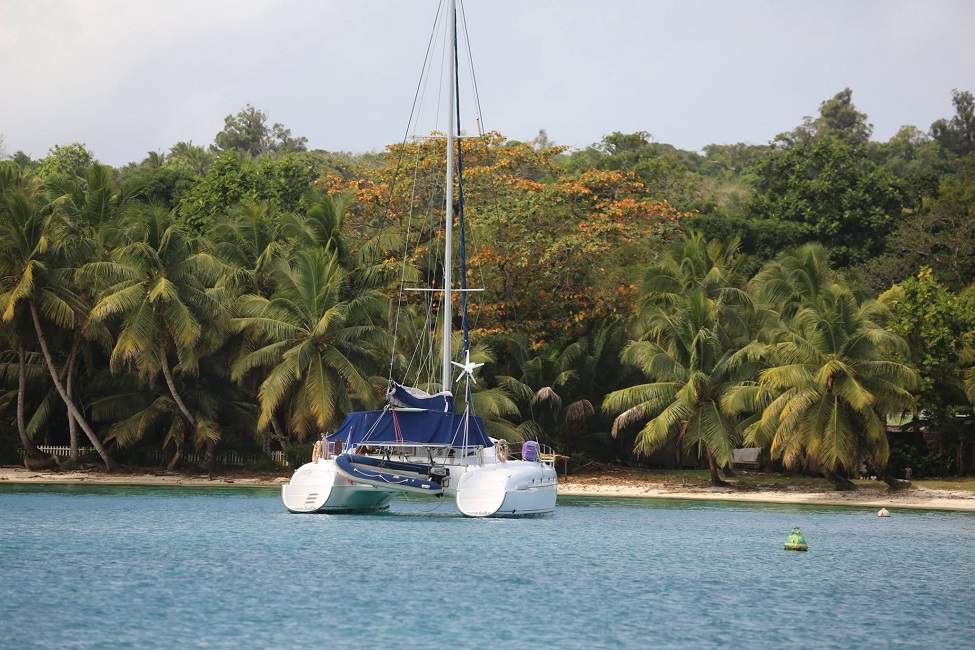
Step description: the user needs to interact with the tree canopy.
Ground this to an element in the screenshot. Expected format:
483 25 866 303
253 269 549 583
1 90 974 480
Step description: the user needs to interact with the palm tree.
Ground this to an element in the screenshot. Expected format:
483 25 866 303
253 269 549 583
212 200 290 297
48 164 131 460
91 360 256 469
0 162 115 469
81 205 226 463
0 324 57 466
639 231 744 308
167 142 211 176
232 248 388 440
291 189 405 291
501 323 625 453
287 191 352 263
603 290 746 485
748 242 840 317
602 232 761 485
724 285 918 485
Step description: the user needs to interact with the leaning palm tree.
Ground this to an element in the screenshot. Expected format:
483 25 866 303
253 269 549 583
91 360 256 469
48 164 130 460
0 162 115 469
232 248 388 441
603 232 765 484
603 289 747 485
723 286 918 484
81 205 226 463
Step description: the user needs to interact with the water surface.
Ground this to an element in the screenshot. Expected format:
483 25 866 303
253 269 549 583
1 484 973 649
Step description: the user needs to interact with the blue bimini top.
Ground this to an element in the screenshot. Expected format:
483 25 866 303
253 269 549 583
326 408 493 449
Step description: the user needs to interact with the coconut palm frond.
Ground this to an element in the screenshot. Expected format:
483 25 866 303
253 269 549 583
531 385 562 413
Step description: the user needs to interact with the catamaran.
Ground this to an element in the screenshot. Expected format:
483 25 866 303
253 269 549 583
281 0 558 517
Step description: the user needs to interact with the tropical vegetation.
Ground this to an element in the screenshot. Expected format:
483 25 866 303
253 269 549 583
1 87 973 483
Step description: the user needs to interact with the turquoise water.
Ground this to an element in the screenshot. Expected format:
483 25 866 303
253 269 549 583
1 485 973 649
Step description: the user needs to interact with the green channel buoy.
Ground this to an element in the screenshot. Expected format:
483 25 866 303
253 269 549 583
784 527 808 552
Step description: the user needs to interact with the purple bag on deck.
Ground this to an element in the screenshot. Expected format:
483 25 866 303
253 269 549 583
522 440 540 462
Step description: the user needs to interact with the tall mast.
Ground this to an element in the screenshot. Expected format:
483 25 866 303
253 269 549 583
440 0 456 392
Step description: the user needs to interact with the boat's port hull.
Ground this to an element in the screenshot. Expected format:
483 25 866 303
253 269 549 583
281 459 394 513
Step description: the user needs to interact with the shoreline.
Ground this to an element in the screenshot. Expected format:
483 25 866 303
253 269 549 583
4 466 975 512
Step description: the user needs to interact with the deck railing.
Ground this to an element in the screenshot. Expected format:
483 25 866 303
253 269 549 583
494 441 569 473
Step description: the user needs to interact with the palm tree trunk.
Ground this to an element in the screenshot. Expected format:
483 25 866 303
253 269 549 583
204 440 217 479
830 470 856 491
65 335 81 462
17 345 60 470
29 300 115 471
270 414 288 449
15 345 39 456
706 450 728 487
158 344 212 476
158 344 195 425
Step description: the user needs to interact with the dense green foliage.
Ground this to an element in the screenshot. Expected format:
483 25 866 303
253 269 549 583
2 91 974 480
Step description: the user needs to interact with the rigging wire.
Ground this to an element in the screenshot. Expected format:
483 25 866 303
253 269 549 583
387 0 445 385
391 0 494 396
459 0 485 131
461 8 491 341
453 1 471 363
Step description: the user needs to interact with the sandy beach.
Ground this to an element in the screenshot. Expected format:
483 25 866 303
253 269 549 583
557 479 975 512
4 465 975 512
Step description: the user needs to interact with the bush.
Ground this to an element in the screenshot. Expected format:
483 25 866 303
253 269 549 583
243 457 286 474
285 442 315 469
0 429 20 465
888 439 955 478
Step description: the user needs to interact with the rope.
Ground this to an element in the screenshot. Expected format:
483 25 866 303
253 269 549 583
391 407 405 443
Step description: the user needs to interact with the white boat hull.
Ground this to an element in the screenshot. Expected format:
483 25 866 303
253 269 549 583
281 453 556 517
455 461 557 517
281 459 394 513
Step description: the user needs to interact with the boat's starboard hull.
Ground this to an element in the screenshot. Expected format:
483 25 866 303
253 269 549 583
455 461 557 517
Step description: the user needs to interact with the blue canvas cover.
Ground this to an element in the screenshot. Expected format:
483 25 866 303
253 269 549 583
326 408 493 448
388 382 454 412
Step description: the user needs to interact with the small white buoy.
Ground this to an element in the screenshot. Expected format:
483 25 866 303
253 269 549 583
877 508 890 517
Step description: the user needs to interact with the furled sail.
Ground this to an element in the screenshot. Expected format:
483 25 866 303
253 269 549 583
387 382 454 412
